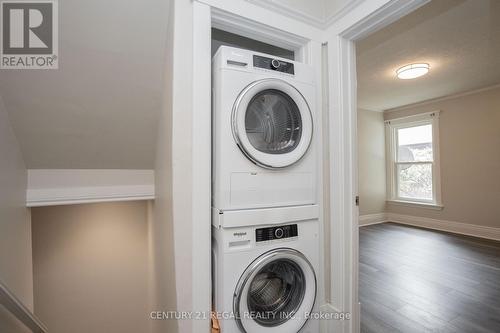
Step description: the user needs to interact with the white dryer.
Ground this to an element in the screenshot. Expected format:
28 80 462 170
212 46 318 217
212 220 320 333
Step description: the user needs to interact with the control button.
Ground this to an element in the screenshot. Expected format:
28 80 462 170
275 228 284 239
271 59 280 69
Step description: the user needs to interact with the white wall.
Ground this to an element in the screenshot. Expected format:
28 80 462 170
150 0 178 332
357 109 386 215
0 96 33 333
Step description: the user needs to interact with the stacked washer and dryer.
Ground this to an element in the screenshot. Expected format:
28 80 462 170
212 46 320 333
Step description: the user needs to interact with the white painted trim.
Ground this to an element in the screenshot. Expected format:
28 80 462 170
246 0 325 28
310 39 327 309
385 110 438 123
198 0 324 43
359 213 388 226
326 34 359 333
325 0 366 28
385 111 442 207
244 0 376 32
320 303 351 333
211 7 307 59
359 212 500 241
320 42 332 307
213 205 319 228
387 213 500 242
328 0 429 39
387 200 443 210
325 1 430 332
192 3 212 333
26 169 154 207
27 186 154 207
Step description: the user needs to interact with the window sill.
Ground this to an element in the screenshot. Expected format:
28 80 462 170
387 200 444 210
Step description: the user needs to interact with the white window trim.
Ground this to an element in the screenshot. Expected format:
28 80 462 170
385 111 443 209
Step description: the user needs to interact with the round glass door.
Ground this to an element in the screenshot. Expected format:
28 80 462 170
247 258 305 326
234 248 316 332
232 79 313 169
245 89 302 155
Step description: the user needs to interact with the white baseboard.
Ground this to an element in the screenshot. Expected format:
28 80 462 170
359 212 500 241
359 213 388 226
387 213 500 242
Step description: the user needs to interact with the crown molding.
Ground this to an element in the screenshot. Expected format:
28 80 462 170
246 0 365 29
385 83 500 113
245 0 325 28
324 0 365 28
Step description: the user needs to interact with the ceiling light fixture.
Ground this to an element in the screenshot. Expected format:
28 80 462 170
396 63 430 80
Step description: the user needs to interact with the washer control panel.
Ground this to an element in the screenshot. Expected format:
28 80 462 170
256 224 298 242
253 55 295 74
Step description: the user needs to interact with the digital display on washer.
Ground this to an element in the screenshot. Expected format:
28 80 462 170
256 224 298 242
253 55 294 74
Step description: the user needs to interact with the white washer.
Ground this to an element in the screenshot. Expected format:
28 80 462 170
212 46 317 217
212 220 320 333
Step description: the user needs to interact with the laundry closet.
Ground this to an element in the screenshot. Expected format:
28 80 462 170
210 28 322 333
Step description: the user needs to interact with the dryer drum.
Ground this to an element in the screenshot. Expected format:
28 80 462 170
233 248 316 332
231 78 313 169
245 89 303 155
247 258 306 327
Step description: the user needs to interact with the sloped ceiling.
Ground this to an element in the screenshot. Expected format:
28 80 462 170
0 0 170 169
0 0 355 169
357 0 500 111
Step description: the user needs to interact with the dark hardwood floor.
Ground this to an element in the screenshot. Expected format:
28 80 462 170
359 222 500 333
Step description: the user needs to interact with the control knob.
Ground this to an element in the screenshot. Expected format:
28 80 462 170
271 59 281 69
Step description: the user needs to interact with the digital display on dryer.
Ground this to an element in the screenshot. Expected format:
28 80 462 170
256 224 298 242
253 55 294 74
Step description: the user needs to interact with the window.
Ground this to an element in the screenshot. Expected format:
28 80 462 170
386 112 442 207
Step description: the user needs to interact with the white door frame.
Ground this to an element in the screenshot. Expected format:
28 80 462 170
324 0 429 332
190 0 430 332
192 3 212 333
192 2 325 332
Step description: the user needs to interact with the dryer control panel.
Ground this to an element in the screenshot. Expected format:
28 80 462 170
256 224 298 242
253 55 295 74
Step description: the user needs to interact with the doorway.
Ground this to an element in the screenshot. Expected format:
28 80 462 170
355 0 500 332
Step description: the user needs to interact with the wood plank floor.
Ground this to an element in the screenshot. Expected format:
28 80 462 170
359 222 500 333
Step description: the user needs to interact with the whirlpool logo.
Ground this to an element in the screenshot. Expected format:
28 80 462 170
1 0 58 69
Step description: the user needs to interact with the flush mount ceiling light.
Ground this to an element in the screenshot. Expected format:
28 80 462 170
396 63 430 80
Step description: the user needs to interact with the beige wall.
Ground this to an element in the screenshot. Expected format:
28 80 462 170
0 96 33 333
31 201 151 333
385 86 500 228
358 109 387 215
